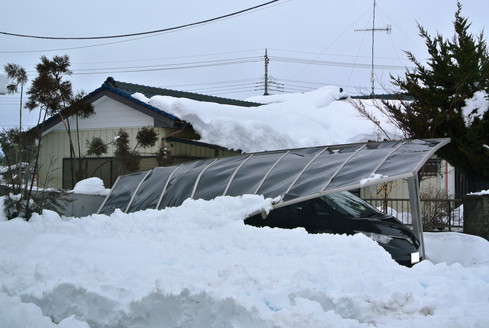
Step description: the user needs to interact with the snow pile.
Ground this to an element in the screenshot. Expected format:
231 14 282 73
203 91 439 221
72 177 110 196
360 173 387 186
469 189 489 196
424 232 489 266
134 87 402 153
1 196 489 327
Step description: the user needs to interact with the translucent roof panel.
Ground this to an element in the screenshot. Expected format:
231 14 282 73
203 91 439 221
98 170 149 215
375 139 444 177
192 156 247 201
98 139 450 215
256 147 327 199
282 144 364 201
126 166 177 213
324 141 405 191
158 159 215 209
225 152 286 197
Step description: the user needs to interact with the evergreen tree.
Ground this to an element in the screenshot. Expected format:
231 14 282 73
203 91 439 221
383 2 489 181
3 64 28 193
114 127 158 174
26 55 95 187
4 64 27 131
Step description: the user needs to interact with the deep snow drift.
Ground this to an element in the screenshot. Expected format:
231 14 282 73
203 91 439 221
1 194 488 328
133 87 403 152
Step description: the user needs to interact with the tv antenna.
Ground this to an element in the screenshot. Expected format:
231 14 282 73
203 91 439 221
355 0 391 97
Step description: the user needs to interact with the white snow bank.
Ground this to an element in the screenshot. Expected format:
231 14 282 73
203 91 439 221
134 87 402 153
424 232 489 266
0 195 488 327
72 177 110 196
469 189 489 196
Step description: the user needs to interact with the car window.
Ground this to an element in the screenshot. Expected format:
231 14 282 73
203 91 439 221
319 191 381 218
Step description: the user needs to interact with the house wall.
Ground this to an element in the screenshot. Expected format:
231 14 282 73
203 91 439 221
45 96 154 133
164 139 237 163
38 126 181 189
37 95 200 189
37 94 239 189
360 159 456 213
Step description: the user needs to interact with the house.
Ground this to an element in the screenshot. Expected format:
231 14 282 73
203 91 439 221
34 77 262 189
33 77 459 207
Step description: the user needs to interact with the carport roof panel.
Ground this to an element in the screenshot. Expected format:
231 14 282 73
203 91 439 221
97 138 450 215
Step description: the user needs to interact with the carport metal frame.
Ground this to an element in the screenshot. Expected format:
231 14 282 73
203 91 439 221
98 138 450 259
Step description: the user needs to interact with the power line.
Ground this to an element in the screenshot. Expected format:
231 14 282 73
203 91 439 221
72 49 264 66
270 56 408 70
188 82 260 93
196 86 259 94
268 47 410 62
164 78 257 89
73 57 261 72
211 89 258 96
0 1 279 40
71 57 262 75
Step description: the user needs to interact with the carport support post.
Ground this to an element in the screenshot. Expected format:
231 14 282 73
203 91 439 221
408 175 426 259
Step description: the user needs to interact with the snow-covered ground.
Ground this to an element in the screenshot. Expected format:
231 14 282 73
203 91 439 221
1 193 488 328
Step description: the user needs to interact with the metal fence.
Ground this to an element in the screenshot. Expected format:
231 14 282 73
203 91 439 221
363 198 464 232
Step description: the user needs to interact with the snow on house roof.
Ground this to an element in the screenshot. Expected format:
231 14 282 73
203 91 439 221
32 77 263 132
136 85 404 153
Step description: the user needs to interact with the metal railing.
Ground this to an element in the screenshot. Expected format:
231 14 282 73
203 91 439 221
363 198 463 231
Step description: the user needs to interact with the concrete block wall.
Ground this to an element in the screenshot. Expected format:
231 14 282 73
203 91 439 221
57 193 106 218
463 194 489 240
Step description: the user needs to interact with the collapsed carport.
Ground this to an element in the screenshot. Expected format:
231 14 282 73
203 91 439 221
98 138 450 259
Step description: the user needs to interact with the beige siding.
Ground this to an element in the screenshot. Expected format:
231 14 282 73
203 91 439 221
38 127 178 189
38 131 69 188
37 125 239 189
47 96 154 132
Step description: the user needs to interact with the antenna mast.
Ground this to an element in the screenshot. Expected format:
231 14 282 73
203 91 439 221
355 0 391 97
264 48 269 96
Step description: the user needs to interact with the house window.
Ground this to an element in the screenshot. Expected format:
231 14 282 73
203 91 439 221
63 157 120 190
420 158 441 177
62 156 161 189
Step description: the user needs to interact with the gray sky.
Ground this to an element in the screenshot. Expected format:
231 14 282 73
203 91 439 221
0 0 487 127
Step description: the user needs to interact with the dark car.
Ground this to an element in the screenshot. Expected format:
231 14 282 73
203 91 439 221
244 191 421 266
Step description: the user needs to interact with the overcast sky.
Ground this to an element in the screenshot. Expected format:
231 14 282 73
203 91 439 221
0 0 487 127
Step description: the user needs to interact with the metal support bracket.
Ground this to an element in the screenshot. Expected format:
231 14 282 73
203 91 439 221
407 175 426 259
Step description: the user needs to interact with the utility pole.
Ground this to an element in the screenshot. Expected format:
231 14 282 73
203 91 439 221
256 49 283 95
355 0 391 97
264 48 269 96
